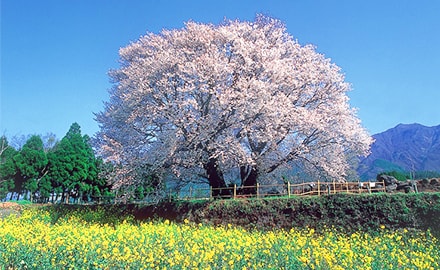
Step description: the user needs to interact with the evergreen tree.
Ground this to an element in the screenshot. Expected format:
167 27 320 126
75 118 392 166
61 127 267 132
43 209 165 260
13 135 48 201
46 123 111 203
0 136 17 200
81 135 113 201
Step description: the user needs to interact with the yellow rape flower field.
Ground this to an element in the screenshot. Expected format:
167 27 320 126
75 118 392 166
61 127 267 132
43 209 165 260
0 208 439 270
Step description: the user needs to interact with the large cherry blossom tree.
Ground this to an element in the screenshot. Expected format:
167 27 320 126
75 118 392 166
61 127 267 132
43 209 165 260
95 15 372 194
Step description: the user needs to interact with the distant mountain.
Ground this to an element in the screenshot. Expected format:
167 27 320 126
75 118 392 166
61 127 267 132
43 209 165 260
357 123 440 180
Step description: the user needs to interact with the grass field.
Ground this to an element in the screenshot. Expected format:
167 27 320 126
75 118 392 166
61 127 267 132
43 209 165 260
0 207 439 269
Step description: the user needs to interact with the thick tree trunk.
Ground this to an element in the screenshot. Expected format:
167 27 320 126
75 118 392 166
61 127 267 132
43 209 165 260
240 165 258 195
204 157 229 198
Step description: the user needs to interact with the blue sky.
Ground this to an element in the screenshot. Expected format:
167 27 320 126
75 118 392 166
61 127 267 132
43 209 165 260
1 0 439 140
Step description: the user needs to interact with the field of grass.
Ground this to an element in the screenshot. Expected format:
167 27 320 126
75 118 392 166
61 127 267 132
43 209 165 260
0 207 439 269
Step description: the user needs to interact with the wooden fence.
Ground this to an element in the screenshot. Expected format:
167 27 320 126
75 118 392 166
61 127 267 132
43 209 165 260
175 180 387 201
82 181 388 204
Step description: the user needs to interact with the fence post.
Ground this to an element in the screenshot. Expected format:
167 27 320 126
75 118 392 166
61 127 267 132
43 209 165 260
210 186 213 199
302 179 305 194
256 183 260 198
333 181 336 194
233 184 237 199
367 182 371 194
412 180 418 193
317 180 321 196
287 182 291 198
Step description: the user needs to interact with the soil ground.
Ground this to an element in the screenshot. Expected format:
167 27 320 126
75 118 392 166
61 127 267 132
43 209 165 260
0 202 22 219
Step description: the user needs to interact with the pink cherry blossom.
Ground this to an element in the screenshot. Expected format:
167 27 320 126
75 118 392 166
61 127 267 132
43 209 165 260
95 15 372 191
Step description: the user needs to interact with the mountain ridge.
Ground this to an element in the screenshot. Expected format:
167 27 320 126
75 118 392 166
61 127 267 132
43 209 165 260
357 123 440 180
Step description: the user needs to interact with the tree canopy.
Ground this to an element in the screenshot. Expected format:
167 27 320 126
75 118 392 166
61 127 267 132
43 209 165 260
95 15 372 193
45 123 110 202
0 123 112 202
0 136 17 199
13 135 48 200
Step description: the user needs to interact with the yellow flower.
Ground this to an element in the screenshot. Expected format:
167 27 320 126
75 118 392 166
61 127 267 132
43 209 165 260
1 208 439 269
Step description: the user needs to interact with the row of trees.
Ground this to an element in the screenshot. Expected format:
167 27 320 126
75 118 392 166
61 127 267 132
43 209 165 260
0 123 112 203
